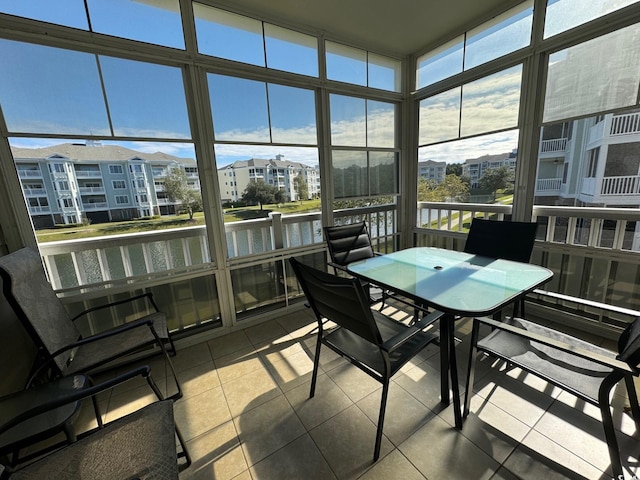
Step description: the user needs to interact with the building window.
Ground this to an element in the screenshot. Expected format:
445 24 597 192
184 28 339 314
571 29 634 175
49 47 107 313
115 195 129 204
113 180 126 189
586 148 599 178
109 164 123 174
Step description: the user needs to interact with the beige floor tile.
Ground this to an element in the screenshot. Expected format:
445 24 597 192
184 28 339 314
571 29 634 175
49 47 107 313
244 319 288 345
215 346 266 385
181 420 247 480
221 367 280 417
234 395 306 466
357 449 426 480
445 394 529 464
502 429 603 479
229 471 252 480
173 342 214 373
276 311 318 339
356 384 436 446
284 373 353 430
207 330 253 360
399 415 499 480
177 361 220 399
105 381 161 422
264 349 316 392
249 433 336 480
325 363 382 403
254 334 306 363
309 405 394 480
393 361 459 414
301 336 348 372
174 385 232 441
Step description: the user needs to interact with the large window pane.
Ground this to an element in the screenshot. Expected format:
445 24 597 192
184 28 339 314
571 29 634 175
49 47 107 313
461 65 522 137
464 2 533 70
0 40 109 135
330 95 366 146
100 57 190 139
264 24 318 77
367 101 396 148
543 24 640 123
268 84 317 144
86 0 184 49
544 0 640 38
194 4 265 66
333 150 367 198
0 0 88 29
416 37 464 89
208 74 269 142
326 41 367 86
419 87 461 145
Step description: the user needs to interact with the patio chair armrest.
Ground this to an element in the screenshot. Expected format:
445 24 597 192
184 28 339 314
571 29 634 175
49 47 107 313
327 261 348 274
48 317 156 360
531 289 640 318
475 316 637 375
0 366 158 437
382 310 443 352
71 292 160 323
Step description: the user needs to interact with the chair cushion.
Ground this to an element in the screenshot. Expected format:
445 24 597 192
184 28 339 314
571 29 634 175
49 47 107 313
477 317 615 403
9 400 178 480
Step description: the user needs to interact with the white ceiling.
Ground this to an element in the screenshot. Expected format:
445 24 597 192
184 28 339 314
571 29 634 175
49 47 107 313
212 0 516 56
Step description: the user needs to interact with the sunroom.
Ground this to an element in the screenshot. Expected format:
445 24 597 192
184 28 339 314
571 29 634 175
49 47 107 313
1 0 640 478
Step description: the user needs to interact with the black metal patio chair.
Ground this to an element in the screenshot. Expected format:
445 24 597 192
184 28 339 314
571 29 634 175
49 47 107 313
290 256 444 461
463 294 640 479
0 247 182 400
464 217 538 316
0 365 190 479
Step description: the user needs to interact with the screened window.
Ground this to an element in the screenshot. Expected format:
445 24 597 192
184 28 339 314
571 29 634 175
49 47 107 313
208 74 317 144
113 180 126 189
0 0 88 29
330 95 396 148
544 0 640 38
115 195 129 204
419 65 522 146
326 41 401 92
109 165 123 174
543 24 640 123
416 1 532 89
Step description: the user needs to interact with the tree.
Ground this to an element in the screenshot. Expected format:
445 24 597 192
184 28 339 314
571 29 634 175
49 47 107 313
417 174 470 202
478 166 514 201
241 179 286 210
293 175 309 202
163 168 202 220
446 163 463 176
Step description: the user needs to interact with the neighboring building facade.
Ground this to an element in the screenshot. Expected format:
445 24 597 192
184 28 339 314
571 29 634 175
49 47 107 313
462 150 517 188
417 160 446 184
534 109 640 207
12 142 199 228
218 155 320 204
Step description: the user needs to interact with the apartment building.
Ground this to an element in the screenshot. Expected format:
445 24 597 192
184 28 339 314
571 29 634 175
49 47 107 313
218 156 320 204
12 142 199 228
417 160 446 184
462 150 517 188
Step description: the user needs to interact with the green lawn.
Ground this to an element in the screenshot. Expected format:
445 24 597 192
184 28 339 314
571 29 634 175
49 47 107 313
36 200 322 243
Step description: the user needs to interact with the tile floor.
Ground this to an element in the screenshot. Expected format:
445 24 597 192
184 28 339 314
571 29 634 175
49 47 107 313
87 303 640 480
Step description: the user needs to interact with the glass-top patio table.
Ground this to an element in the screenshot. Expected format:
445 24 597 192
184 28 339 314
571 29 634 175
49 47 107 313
347 247 553 428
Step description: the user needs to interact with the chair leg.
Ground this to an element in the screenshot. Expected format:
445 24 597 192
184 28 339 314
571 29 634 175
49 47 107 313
624 375 640 430
310 331 323 398
463 319 481 421
599 379 624 479
373 380 391 462
154 333 183 401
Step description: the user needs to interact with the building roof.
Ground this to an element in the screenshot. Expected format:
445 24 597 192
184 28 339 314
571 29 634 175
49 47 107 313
11 143 196 166
219 157 316 171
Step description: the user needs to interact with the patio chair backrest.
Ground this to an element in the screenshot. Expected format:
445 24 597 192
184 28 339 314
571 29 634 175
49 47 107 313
0 248 79 373
289 257 382 346
324 222 375 266
617 317 640 366
464 218 538 263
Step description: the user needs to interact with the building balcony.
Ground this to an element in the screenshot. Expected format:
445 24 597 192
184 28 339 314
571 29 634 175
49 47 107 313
610 112 640 136
75 170 102 178
79 186 105 194
18 170 43 178
82 202 108 210
29 206 51 214
535 177 562 195
22 188 46 196
539 137 568 155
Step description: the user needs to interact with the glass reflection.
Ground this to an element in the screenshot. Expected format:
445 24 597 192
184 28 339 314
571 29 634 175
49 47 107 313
333 150 367 198
367 101 396 148
419 87 461 145
330 94 366 147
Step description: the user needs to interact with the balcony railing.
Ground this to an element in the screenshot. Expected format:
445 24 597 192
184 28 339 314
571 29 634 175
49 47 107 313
75 171 102 178
601 175 640 196
79 187 105 194
29 206 51 213
23 188 46 196
610 112 640 136
82 202 108 210
540 138 568 153
18 170 43 178
536 177 562 192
